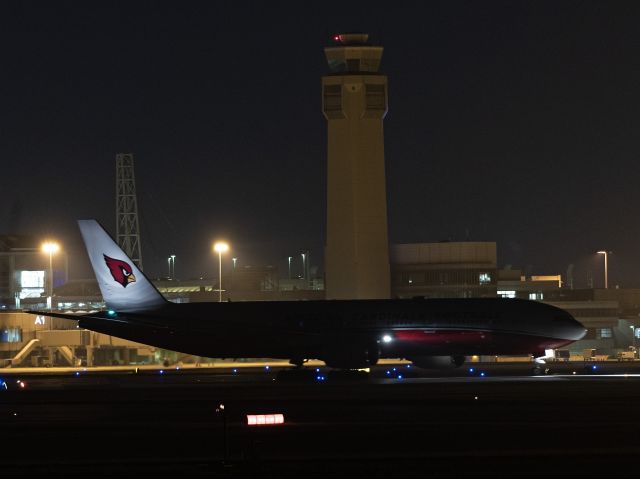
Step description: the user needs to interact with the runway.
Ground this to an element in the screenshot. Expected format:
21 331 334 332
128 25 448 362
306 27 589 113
2 364 640 478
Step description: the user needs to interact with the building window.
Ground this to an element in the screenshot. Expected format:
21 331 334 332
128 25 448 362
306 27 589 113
346 59 360 71
1 328 22 343
529 293 544 300
498 290 516 299
365 84 386 109
21 270 44 288
479 273 491 285
323 84 343 119
596 328 613 339
19 270 45 299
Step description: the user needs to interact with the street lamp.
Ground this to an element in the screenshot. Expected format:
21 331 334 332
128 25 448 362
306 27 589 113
167 255 176 279
301 253 306 279
213 241 229 302
597 251 610 289
42 241 60 310
288 256 292 280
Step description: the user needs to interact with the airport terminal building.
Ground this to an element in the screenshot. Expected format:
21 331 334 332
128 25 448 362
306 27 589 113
0 235 68 309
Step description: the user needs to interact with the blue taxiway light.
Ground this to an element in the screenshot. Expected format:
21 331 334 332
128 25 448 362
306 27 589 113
480 372 486 377
159 370 165 375
469 368 475 373
232 368 238 374
107 310 116 316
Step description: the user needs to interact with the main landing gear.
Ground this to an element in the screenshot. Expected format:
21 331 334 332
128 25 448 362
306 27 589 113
289 358 307 368
532 356 551 375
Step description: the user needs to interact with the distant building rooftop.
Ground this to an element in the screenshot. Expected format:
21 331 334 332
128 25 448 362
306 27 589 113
0 235 39 252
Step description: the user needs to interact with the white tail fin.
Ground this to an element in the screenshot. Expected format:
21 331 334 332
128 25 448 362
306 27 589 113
78 219 167 312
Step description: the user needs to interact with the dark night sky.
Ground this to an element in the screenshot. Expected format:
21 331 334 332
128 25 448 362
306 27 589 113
2 1 640 287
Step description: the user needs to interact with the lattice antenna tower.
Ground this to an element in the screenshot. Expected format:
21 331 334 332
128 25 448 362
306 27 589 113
115 153 143 270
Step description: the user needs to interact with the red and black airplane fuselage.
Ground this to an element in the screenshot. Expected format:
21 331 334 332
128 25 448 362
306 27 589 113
72 297 585 369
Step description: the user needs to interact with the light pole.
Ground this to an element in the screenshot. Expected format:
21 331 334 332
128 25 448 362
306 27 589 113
170 255 176 279
213 242 229 302
288 256 292 279
301 253 306 279
597 251 610 289
42 242 60 311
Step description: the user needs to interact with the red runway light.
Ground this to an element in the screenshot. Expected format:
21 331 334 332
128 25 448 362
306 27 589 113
246 414 285 426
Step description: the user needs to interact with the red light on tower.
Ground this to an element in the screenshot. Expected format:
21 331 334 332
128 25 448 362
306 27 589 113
333 34 341 42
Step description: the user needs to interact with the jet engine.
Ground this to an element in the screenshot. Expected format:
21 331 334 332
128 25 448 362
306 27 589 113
410 355 466 369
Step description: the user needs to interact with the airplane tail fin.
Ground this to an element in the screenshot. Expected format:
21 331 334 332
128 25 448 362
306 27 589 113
78 219 167 312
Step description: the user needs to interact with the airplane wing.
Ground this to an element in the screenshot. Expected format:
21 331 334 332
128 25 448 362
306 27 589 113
25 310 170 329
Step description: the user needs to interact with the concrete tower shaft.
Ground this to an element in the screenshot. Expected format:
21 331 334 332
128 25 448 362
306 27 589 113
322 33 390 300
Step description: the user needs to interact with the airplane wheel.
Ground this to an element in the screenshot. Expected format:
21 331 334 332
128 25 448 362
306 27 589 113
289 358 305 368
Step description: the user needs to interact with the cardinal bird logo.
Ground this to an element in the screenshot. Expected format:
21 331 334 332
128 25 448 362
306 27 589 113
104 254 136 287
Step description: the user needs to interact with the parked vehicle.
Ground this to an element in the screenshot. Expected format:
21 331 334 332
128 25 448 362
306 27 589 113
617 347 637 362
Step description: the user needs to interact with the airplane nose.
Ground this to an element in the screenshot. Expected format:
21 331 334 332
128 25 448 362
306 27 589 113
557 311 587 341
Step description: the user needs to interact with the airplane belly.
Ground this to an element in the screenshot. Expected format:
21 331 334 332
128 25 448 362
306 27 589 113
78 318 305 359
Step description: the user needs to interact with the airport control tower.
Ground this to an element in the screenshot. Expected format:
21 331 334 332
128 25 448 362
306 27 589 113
322 33 390 299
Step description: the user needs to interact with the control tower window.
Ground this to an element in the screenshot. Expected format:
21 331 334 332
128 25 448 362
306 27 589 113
323 85 343 118
346 59 360 71
365 84 386 110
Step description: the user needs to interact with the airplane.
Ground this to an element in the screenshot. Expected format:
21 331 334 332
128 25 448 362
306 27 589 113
30 219 586 370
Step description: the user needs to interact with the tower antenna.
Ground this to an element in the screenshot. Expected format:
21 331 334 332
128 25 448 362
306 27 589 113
115 153 143 270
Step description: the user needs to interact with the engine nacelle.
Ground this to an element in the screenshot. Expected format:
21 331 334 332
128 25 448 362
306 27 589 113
410 355 466 369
